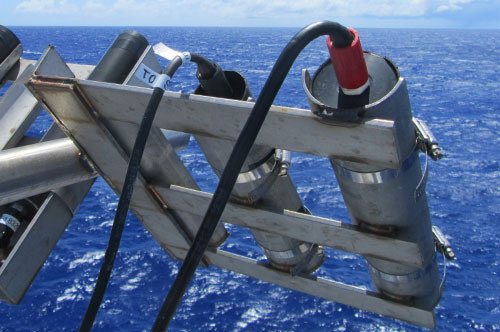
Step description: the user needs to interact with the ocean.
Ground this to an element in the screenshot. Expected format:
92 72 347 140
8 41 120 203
1 26 499 331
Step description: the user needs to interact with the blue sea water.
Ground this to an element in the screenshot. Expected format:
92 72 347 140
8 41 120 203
1 26 499 331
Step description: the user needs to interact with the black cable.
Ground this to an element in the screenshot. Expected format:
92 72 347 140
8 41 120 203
190 53 217 78
150 20 353 332
79 55 185 332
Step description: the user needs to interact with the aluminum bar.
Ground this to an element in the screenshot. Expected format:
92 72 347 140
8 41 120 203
205 249 436 329
76 80 402 169
156 185 425 268
0 64 43 150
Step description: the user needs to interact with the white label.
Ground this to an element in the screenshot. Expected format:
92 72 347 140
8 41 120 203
180 51 191 64
0 214 21 232
153 43 191 64
135 63 170 91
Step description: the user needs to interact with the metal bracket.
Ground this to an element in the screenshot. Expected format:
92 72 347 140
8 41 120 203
19 46 439 328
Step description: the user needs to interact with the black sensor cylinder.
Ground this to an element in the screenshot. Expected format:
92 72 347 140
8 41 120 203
0 25 21 64
88 30 149 84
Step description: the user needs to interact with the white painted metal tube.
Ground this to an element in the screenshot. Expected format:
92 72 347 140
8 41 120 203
0 138 95 205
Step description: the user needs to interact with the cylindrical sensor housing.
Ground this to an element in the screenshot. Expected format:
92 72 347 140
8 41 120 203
195 70 324 273
303 51 440 309
88 30 149 84
0 25 20 64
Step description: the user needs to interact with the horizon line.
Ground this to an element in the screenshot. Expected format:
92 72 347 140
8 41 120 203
5 25 500 31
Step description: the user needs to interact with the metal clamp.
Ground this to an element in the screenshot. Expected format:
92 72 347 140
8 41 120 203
232 149 293 204
413 117 443 161
232 154 278 204
333 151 418 186
369 253 437 284
291 243 321 276
432 225 456 260
274 149 291 177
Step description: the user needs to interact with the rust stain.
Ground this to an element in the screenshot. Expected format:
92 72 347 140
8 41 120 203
147 185 169 210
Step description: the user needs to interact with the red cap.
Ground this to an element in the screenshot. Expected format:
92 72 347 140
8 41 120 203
327 28 369 92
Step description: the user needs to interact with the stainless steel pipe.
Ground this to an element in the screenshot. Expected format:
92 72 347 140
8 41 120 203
0 138 96 205
0 130 191 206
303 53 440 310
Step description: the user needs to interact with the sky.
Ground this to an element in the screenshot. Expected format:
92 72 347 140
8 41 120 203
1 0 499 29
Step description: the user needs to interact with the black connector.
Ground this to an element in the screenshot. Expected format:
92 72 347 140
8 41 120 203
196 62 234 99
87 30 149 84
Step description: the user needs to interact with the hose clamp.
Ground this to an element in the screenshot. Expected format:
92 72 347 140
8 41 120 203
369 253 437 284
235 153 277 185
232 149 291 204
333 151 418 185
291 243 322 276
263 242 312 262
334 150 429 203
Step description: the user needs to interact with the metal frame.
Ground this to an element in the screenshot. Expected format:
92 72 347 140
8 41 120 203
157 185 425 268
0 44 437 328
0 45 94 305
205 249 435 329
26 47 203 262
0 45 195 304
0 44 23 85
0 63 43 149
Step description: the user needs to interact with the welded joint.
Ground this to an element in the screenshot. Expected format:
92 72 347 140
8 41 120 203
147 184 170 211
26 74 78 88
147 184 211 267
78 152 98 176
26 75 109 184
